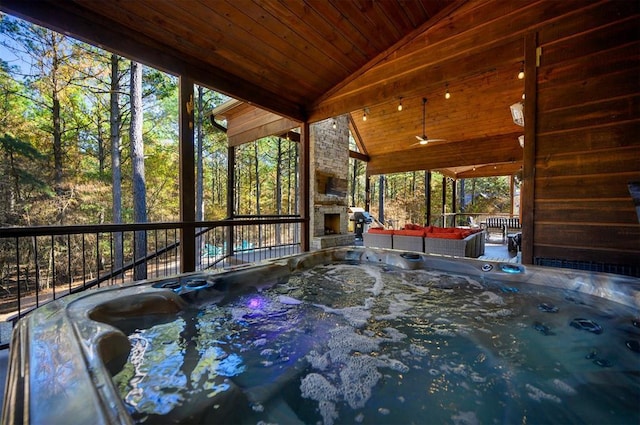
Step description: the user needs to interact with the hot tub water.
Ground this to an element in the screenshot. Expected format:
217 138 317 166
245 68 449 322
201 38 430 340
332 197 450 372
110 262 640 425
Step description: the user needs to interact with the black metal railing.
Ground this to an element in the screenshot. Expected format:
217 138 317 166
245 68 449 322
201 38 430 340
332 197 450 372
0 216 303 330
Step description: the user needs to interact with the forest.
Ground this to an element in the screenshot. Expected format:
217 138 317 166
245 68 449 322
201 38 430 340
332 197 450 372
0 14 512 232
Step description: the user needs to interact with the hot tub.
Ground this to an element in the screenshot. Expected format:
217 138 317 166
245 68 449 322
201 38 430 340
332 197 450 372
2 247 639 424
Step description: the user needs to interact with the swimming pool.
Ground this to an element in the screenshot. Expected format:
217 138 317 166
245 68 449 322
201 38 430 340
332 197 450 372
2 247 639 424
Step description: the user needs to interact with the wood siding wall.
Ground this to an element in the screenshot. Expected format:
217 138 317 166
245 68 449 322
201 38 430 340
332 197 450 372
531 1 640 271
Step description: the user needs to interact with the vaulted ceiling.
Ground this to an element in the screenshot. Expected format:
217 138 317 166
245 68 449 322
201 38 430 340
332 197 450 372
1 0 535 177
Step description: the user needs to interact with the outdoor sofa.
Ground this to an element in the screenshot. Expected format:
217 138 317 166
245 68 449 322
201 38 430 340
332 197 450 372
363 225 485 258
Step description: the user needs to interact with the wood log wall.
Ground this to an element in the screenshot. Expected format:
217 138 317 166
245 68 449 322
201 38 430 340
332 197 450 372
530 0 640 273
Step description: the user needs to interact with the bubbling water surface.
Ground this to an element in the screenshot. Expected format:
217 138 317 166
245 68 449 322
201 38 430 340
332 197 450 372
111 262 640 424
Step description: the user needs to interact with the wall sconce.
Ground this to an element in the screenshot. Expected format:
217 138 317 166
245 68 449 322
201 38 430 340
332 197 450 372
397 97 403 112
362 108 368 121
332 119 337 129
445 83 451 99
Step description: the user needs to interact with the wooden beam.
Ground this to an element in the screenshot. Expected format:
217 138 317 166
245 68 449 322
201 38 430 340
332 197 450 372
349 150 370 162
228 117 300 146
450 162 523 179
367 133 523 175
520 31 538 265
0 0 306 122
348 114 369 156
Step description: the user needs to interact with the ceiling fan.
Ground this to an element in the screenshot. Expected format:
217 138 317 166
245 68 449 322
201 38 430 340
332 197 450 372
411 97 447 146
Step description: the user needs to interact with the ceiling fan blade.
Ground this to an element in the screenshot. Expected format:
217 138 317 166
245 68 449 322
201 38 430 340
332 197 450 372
410 139 429 147
410 137 448 147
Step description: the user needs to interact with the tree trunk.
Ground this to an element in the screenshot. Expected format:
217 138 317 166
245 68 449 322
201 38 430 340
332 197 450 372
130 61 147 280
110 54 124 274
51 45 64 196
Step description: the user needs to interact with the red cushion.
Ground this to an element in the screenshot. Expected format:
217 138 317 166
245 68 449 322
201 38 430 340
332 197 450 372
456 230 472 238
426 232 463 239
395 229 425 237
368 227 394 235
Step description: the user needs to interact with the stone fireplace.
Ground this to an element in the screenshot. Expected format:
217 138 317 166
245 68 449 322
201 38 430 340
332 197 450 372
309 116 353 249
324 213 341 235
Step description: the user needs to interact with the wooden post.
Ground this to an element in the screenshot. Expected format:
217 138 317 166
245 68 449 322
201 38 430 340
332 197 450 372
425 171 431 226
179 76 195 272
378 175 385 226
521 32 538 265
300 122 310 251
452 178 457 225
226 145 235 256
509 175 515 216
441 176 447 227
365 173 371 212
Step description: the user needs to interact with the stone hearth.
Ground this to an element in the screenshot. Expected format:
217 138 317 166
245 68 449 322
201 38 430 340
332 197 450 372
309 116 353 250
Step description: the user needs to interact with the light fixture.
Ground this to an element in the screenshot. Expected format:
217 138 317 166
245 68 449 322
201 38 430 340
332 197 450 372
518 135 525 148
522 93 525 100
510 101 524 126
518 61 525 80
397 97 403 112
332 119 337 129
362 108 368 121
445 83 451 99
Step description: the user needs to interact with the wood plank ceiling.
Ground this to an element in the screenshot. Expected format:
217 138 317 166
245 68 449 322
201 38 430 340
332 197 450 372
1 0 529 178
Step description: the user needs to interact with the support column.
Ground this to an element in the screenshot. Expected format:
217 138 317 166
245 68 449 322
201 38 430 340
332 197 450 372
300 122 310 251
452 178 457 225
441 176 447 227
510 175 515 216
179 76 195 272
378 175 385 226
365 173 371 212
425 171 431 226
521 31 538 264
226 145 235 255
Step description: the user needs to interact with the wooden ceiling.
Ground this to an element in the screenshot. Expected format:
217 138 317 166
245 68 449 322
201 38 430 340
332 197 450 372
1 0 536 177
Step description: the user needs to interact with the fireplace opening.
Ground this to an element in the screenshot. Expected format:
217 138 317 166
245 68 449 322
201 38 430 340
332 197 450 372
324 213 341 235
